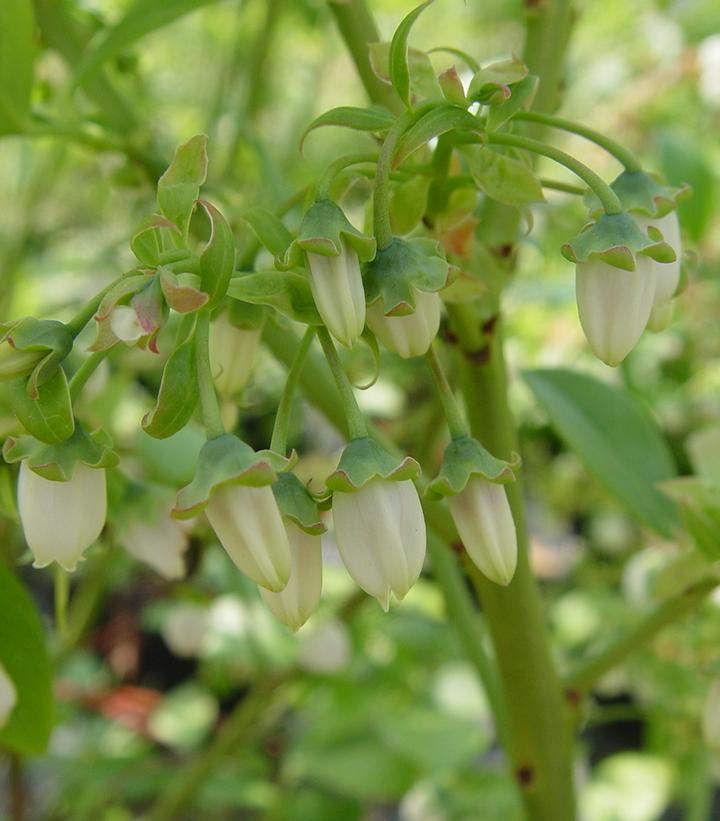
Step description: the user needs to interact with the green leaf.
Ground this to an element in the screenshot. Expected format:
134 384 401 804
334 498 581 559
369 41 443 104
464 145 544 207
228 271 321 325
0 0 35 134
0 560 53 755
394 104 483 168
389 174 431 235
300 106 395 153
198 200 235 308
389 1 435 107
467 57 528 106
524 368 679 536
7 368 74 445
131 216 183 266
157 135 208 240
487 75 539 131
241 207 294 259
72 0 226 86
142 335 198 439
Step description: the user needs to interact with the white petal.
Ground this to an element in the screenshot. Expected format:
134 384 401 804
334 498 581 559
0 661 17 728
18 462 107 572
366 289 441 358
209 312 261 396
634 211 682 304
110 305 144 342
260 522 322 631
206 484 291 591
120 505 189 580
307 243 366 347
448 477 517 586
576 256 656 366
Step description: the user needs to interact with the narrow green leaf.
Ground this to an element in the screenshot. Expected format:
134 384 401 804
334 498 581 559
464 145 544 206
300 106 396 153
0 561 53 756
524 368 679 536
6 368 74 445
198 200 235 308
72 0 226 86
369 42 443 103
227 272 321 325
142 335 198 439
241 207 294 258
394 104 483 168
389 1 435 107
0 0 35 135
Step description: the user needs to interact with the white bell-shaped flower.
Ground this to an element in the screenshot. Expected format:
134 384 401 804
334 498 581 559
18 461 107 572
575 255 656 366
331 478 426 610
0 661 17 728
307 242 366 348
118 502 189 580
260 521 322 631
448 477 517 586
703 677 720 751
366 289 441 358
209 311 262 397
205 484 291 592
634 210 682 305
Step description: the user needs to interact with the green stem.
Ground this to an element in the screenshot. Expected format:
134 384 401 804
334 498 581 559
194 311 225 440
54 565 69 639
68 349 113 401
486 132 623 214
565 577 718 695
373 115 413 249
317 327 367 440
540 178 587 196
270 326 315 454
425 344 469 440
65 275 129 338
316 153 379 200
512 111 642 172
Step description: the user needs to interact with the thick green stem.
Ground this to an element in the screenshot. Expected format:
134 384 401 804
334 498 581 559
68 349 113 401
317 327 368 440
486 132 622 214
194 311 225 440
373 114 415 248
565 577 719 695
540 178 586 196
425 344 469 440
270 326 315 454
512 111 642 173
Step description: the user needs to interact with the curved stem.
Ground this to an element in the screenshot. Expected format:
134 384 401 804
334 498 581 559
65 274 131 338
512 111 642 173
540 178 587 196
486 132 623 215
270 326 315 454
316 153 379 200
194 311 225 440
373 112 415 249
68 348 113 401
425 344 469 440
317 327 367 440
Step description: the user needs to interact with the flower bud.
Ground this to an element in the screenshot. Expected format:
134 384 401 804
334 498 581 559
332 478 426 610
366 289 441 358
109 305 145 343
205 484 291 592
0 661 17 728
703 677 720 752
118 501 189 580
17 461 107 571
307 241 366 348
209 310 262 397
646 299 674 333
260 521 322 631
634 210 682 306
575 255 656 366
448 476 517 586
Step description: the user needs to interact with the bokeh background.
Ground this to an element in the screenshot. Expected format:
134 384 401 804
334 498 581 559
0 0 719 818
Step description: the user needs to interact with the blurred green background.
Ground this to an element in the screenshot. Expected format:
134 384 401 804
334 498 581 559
0 0 719 819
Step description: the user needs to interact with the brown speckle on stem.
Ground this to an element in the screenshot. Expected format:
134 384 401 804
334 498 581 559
516 766 535 787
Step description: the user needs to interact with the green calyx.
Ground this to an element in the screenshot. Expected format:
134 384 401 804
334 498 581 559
326 436 421 494
584 170 691 219
363 236 451 316
272 472 326 535
3 424 118 482
0 318 74 396
173 434 295 519
561 212 676 271
467 56 529 106
283 199 376 268
426 436 520 502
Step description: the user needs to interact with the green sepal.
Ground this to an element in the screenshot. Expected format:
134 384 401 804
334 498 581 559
561 212 676 271
142 333 198 440
3 424 118 481
173 434 295 519
131 215 183 266
584 170 691 219
158 268 209 314
438 66 467 107
272 472 326 535
285 200 376 267
467 56 529 106
659 477 720 562
6 367 75 444
363 236 450 316
326 436 420 493
425 436 520 501
228 270 321 325
0 318 74 393
157 135 208 241
198 200 235 309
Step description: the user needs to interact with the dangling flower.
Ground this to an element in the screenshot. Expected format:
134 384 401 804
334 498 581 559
17 461 107 571
366 288 441 358
633 210 682 332
110 305 146 343
0 662 17 728
209 309 262 397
